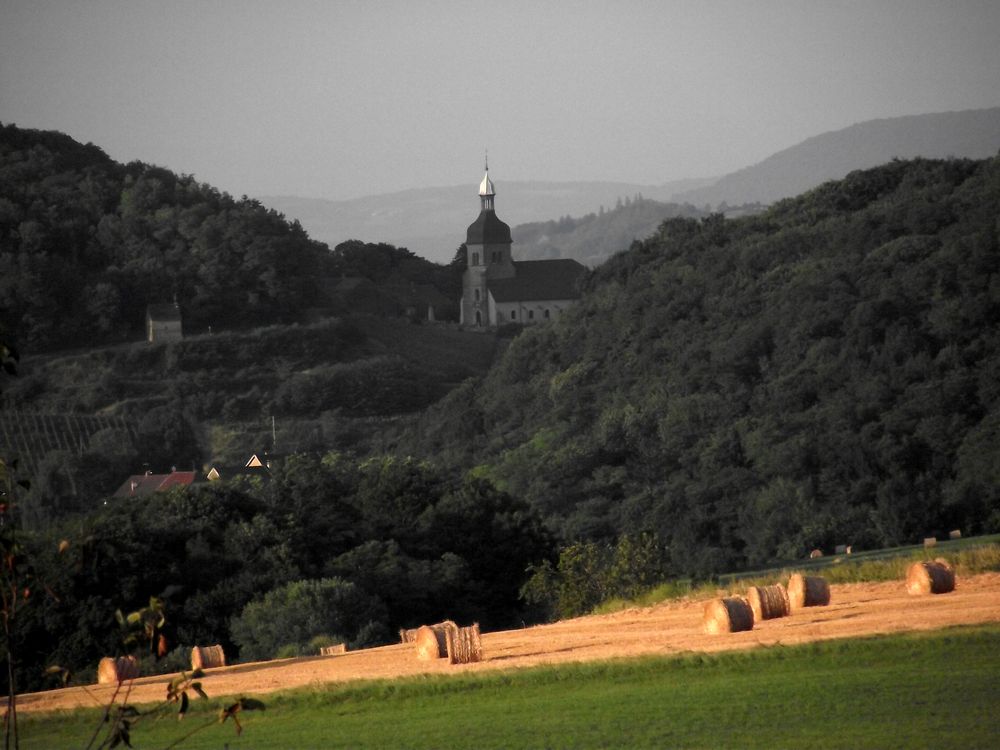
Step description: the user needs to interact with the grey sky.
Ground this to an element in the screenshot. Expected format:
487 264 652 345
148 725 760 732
2 1 998 201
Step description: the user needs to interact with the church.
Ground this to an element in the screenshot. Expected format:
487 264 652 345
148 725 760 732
460 163 586 327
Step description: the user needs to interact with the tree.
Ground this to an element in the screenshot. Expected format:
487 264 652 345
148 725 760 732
230 578 386 660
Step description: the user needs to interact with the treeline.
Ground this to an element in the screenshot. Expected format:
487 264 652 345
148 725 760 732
8 454 552 692
404 157 1000 577
512 197 705 267
0 124 462 351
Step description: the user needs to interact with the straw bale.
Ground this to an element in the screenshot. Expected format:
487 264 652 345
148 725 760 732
320 643 346 656
746 584 790 621
702 597 754 634
191 644 226 670
834 544 847 555
906 558 956 595
399 627 421 644
948 529 962 540
787 573 831 609
446 623 484 664
97 655 139 685
413 621 457 661
923 537 937 548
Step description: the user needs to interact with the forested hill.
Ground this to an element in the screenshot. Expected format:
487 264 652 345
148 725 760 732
675 107 1000 208
404 157 1000 577
512 197 708 267
0 124 460 352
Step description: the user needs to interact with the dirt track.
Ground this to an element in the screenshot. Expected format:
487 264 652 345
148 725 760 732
16 572 1000 713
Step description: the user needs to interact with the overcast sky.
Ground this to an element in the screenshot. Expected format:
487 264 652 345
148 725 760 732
2 1 999 201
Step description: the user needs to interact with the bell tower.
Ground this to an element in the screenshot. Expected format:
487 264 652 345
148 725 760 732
461 155 514 326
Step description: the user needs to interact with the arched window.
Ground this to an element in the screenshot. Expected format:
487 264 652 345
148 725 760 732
544 309 550 319
528 309 534 320
511 310 517 320
475 310 482 326
472 252 480 265
474 288 480 302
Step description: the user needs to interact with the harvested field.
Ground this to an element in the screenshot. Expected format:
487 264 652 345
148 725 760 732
15 572 1000 714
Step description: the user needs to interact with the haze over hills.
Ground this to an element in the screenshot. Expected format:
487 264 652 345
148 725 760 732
674 107 1000 208
261 178 713 265
264 108 1000 266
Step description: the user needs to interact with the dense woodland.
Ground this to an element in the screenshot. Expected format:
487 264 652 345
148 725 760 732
4 455 551 692
405 156 1000 578
0 124 460 351
1 318 498 526
2 123 1000 690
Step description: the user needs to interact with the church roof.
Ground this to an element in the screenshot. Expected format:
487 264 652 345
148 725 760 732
466 208 512 245
488 259 587 303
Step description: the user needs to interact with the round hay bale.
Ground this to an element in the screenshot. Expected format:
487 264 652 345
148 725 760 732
446 623 484 664
97 655 139 685
787 573 831 609
191 644 226 670
413 625 445 660
702 597 754 634
906 558 955 595
746 584 790 621
809 549 823 559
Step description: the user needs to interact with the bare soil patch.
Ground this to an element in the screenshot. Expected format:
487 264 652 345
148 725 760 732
16 572 1000 713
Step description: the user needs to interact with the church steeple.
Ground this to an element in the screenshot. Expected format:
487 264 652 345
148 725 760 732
467 154 511 247
479 150 495 211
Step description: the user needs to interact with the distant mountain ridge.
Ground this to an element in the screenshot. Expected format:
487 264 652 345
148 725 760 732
261 178 712 265
265 108 1000 266
674 107 1000 208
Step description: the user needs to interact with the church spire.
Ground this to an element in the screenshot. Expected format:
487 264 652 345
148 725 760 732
478 149 495 210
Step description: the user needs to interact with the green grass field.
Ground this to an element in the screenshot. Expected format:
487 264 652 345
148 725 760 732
17 625 1000 749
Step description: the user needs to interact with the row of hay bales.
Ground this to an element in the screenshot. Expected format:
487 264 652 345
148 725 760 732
97 638 356 685
704 558 957 635
402 620 483 665
703 573 831 634
97 644 227 685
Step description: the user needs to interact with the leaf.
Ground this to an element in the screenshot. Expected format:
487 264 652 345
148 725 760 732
157 633 169 658
114 609 126 627
58 539 70 554
191 681 208 700
178 691 189 717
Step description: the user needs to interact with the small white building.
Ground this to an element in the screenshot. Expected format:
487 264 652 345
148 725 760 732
146 302 182 343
